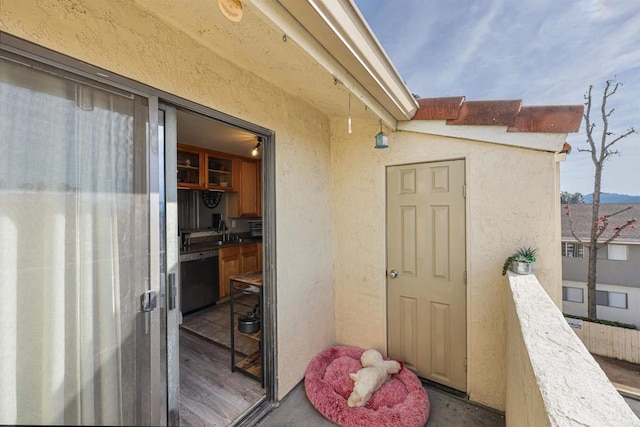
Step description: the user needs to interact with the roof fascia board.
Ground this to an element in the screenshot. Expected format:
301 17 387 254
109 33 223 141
555 152 568 162
305 0 418 119
398 120 568 152
251 0 398 129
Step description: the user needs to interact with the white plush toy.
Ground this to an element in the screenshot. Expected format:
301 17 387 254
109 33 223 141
347 349 402 407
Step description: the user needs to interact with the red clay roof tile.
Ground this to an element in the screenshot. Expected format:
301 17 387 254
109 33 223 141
413 97 464 120
446 99 522 126
508 105 584 133
411 97 583 135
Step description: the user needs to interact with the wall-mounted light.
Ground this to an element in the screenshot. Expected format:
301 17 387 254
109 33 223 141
375 120 388 149
348 93 352 134
251 137 262 157
218 0 243 22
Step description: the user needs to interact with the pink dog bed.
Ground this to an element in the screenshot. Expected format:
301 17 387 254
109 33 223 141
304 346 430 427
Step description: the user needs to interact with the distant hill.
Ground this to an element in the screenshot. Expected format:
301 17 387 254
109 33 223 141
582 193 640 204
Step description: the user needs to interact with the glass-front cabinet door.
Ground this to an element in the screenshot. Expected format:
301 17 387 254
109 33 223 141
177 144 204 189
0 54 160 426
207 153 235 190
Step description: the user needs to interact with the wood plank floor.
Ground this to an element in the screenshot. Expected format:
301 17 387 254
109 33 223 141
179 330 264 427
181 297 260 356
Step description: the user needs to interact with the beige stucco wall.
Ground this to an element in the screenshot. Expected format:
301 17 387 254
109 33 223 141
332 119 563 410
0 1 335 399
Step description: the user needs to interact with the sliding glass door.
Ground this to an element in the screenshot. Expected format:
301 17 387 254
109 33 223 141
0 55 160 425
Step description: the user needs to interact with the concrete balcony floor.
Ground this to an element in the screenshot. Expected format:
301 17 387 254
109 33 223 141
257 381 505 427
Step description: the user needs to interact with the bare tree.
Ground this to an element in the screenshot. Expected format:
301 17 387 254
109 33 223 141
565 80 637 319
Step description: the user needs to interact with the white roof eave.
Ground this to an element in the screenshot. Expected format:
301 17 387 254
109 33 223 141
252 0 418 129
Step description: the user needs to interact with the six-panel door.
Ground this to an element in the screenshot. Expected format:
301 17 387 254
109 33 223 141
387 160 467 392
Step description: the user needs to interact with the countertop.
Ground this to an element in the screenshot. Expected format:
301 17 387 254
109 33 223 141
180 238 262 255
231 271 263 287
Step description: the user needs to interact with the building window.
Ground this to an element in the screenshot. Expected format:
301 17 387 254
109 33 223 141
596 290 628 309
562 286 584 303
562 242 584 258
608 244 628 261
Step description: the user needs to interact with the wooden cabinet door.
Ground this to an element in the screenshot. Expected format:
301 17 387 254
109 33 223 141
177 144 205 189
219 246 241 299
206 153 235 190
240 243 259 274
240 160 259 217
257 162 262 217
226 159 261 218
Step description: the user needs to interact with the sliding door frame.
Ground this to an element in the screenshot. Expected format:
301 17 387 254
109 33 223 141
1 31 278 425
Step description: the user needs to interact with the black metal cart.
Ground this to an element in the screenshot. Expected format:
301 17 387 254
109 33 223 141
229 271 264 386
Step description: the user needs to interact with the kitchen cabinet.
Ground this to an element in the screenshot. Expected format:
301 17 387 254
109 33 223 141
240 243 260 273
177 144 242 191
219 242 262 299
227 159 261 217
176 145 260 216
219 246 241 299
206 153 240 191
256 162 262 216
177 145 205 189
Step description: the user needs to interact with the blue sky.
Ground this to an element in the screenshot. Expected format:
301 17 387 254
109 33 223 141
356 0 640 196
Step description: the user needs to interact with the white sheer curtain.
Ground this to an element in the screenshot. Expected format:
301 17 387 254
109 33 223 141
0 57 148 425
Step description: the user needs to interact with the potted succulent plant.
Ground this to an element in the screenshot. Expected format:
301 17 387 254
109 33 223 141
501 246 537 275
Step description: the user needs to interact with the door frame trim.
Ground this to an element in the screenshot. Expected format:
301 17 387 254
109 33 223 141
1 31 279 422
160 104 180 425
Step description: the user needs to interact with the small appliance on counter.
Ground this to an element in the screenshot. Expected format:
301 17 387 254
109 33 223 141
249 220 262 238
212 213 222 231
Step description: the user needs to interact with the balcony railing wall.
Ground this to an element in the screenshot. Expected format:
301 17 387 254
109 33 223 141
505 272 639 426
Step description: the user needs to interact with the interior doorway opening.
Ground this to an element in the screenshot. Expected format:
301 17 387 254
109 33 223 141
163 106 273 425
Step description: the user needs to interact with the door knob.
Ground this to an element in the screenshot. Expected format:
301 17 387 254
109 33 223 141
389 270 399 278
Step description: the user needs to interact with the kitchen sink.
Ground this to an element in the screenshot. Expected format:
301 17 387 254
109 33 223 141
210 239 251 246
184 238 255 251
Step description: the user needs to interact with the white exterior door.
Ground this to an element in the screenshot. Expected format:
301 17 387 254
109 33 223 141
387 160 467 392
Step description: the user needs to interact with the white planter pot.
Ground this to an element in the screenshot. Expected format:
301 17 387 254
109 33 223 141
511 261 532 275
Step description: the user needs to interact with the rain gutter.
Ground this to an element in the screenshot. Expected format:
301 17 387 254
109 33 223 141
250 0 418 129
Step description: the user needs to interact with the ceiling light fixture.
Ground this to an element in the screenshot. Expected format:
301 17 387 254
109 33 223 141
251 137 262 157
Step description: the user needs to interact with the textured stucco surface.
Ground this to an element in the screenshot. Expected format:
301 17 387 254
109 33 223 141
331 120 564 410
505 275 549 427
0 0 336 399
507 273 640 426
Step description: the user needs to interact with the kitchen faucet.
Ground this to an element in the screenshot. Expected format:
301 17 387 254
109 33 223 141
220 221 230 241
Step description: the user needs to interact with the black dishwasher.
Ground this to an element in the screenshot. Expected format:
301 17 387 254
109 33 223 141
180 250 219 315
